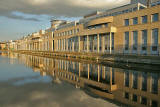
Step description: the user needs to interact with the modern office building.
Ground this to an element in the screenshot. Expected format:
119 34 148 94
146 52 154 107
53 1 160 55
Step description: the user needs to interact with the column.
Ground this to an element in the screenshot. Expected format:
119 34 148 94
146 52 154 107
64 39 66 51
102 67 105 79
138 31 141 54
66 39 68 51
72 38 74 52
78 36 81 52
98 65 100 82
57 40 58 51
129 72 133 88
147 73 152 93
88 64 90 79
138 73 142 90
97 34 100 53
79 63 81 77
87 35 89 52
62 39 63 51
39 42 41 51
110 67 112 85
129 32 132 54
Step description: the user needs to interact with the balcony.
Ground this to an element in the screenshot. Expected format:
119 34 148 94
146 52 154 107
87 16 113 27
79 26 117 35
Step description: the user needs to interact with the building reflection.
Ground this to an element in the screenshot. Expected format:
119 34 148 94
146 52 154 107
4 53 160 107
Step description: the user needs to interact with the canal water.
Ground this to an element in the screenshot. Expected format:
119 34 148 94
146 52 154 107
0 52 159 107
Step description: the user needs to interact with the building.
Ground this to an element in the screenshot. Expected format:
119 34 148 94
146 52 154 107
6 1 160 56
53 2 160 55
131 0 160 5
0 42 7 50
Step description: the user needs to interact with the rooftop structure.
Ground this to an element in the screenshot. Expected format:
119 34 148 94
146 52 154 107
79 2 146 24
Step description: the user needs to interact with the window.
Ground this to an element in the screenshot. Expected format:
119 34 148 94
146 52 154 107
133 17 138 25
151 100 158 107
125 32 129 50
151 73 158 94
104 23 108 27
124 19 129 26
99 36 102 51
132 72 138 89
132 94 137 102
141 97 147 105
152 13 159 22
152 28 158 51
77 28 79 33
142 72 147 91
125 71 129 87
104 34 110 51
133 31 138 50
94 36 97 51
142 15 147 24
133 7 137 11
124 92 129 99
142 30 147 51
112 33 114 50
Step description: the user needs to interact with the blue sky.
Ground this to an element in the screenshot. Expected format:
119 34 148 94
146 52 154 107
0 0 129 41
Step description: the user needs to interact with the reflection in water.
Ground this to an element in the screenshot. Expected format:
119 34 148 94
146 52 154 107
0 52 160 107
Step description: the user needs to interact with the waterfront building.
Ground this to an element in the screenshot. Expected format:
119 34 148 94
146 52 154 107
4 1 160 56
53 1 160 55
0 42 7 50
0 42 6 50
131 0 160 5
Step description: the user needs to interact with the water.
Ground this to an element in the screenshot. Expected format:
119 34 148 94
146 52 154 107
0 52 159 107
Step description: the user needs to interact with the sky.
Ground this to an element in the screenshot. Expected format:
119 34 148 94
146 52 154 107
0 0 130 41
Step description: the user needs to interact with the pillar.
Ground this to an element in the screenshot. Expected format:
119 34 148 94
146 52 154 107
110 67 112 85
66 39 68 51
78 36 81 52
138 31 141 54
102 66 105 79
97 34 100 53
79 63 81 77
129 72 133 88
88 64 90 79
72 38 74 52
147 73 152 93
39 42 41 51
87 35 89 52
138 73 142 90
147 29 151 55
98 65 100 82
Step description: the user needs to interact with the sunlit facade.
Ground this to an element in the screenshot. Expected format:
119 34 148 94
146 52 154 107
53 2 160 55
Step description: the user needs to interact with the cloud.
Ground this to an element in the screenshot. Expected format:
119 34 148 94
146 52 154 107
0 0 130 21
6 13 40 21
